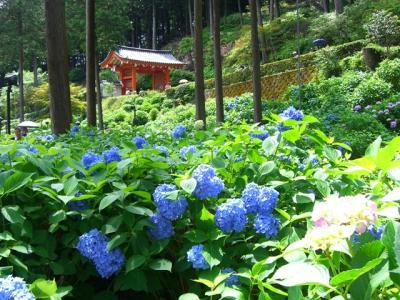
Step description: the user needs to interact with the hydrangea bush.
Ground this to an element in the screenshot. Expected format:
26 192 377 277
0 108 399 299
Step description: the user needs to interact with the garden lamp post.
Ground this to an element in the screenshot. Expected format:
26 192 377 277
0 116 3 134
4 72 18 135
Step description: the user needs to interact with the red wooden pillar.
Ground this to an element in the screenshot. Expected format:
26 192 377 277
152 72 155 90
131 66 137 93
119 69 126 95
165 69 171 89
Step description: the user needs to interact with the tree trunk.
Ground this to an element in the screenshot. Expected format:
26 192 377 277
274 0 280 18
33 56 39 86
137 16 141 47
334 0 343 15
269 0 274 21
6 84 11 134
249 0 262 123
189 0 194 37
238 0 243 27
224 0 227 24
131 20 136 47
152 0 156 49
18 11 24 122
185 1 189 35
213 0 224 123
322 0 329 13
45 0 72 134
86 0 96 127
256 0 268 63
194 0 206 127
362 47 381 71
209 0 213 35
95 58 104 130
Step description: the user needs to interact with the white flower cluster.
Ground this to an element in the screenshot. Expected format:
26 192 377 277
305 194 377 252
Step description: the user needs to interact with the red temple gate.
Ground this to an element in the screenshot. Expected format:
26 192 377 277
100 46 185 95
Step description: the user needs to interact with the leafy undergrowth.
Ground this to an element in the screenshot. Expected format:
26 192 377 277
0 106 400 299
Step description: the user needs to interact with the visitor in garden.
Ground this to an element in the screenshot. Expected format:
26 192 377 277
21 126 28 137
14 127 22 140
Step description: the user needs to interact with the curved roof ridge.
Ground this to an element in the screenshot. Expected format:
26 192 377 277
118 45 173 54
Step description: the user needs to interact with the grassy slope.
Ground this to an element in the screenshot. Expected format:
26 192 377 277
166 0 399 80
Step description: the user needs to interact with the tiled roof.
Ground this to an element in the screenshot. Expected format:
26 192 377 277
117 46 185 66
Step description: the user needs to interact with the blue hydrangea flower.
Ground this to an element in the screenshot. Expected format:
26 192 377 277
280 106 304 121
241 183 279 214
81 152 103 169
253 214 280 239
250 126 269 141
309 155 319 166
215 198 248 233
153 184 188 221
298 161 306 171
0 276 35 300
222 268 240 286
68 200 88 211
180 145 197 157
187 244 209 269
242 183 261 213
155 145 170 157
258 187 279 215
326 114 336 121
76 229 108 260
93 247 125 279
192 164 224 200
227 97 240 111
367 225 385 240
277 154 292 163
76 229 124 278
103 146 121 164
42 134 55 141
71 124 80 133
27 146 39 154
63 166 73 175
68 193 88 211
172 124 186 139
350 233 361 244
148 213 175 240
133 136 148 149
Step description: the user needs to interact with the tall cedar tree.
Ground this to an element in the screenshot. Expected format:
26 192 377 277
188 0 194 37
95 57 104 130
334 0 343 15
256 0 268 63
152 0 156 49
17 9 24 121
213 0 224 122
194 0 206 127
86 0 96 127
322 0 330 13
238 0 243 27
269 0 280 21
45 0 72 134
249 0 262 123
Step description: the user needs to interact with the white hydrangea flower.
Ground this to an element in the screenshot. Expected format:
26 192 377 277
312 194 377 233
304 224 355 253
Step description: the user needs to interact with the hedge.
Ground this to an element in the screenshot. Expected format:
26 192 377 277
204 40 367 89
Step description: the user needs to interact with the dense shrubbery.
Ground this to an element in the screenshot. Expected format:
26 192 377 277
165 82 195 105
204 41 364 90
0 106 399 299
283 52 400 156
170 69 195 87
